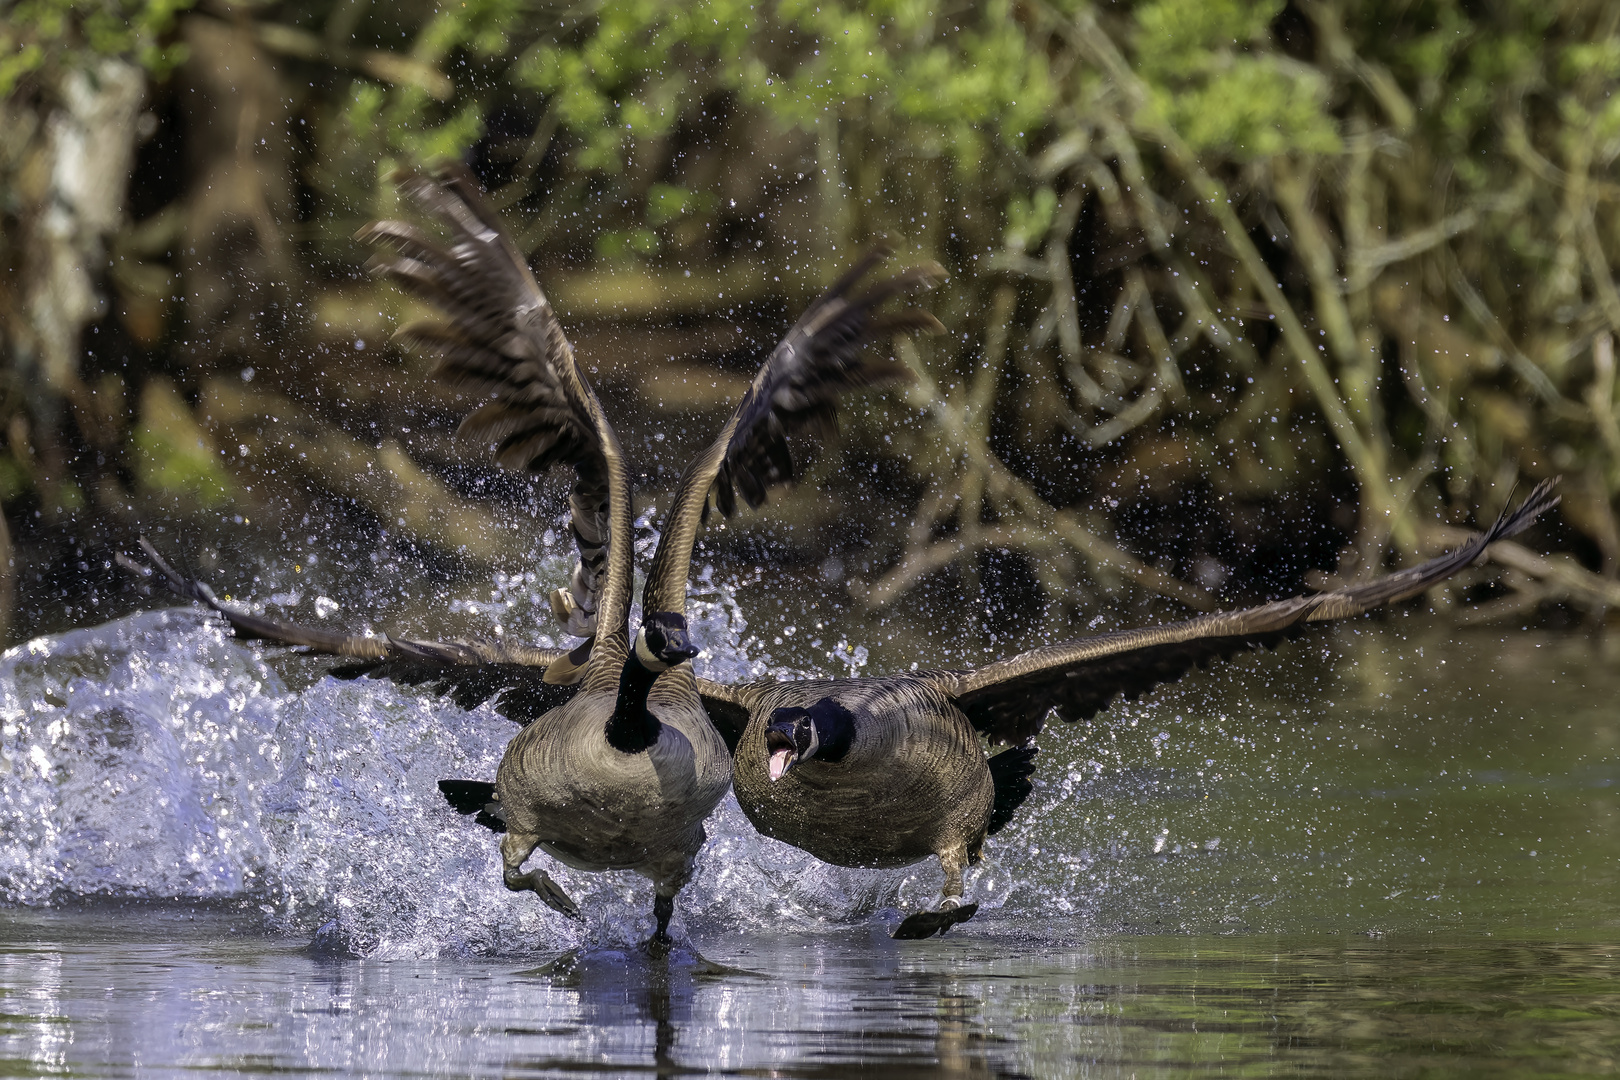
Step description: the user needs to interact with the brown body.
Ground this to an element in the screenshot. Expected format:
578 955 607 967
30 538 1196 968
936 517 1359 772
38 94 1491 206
497 670 730 889
731 677 992 872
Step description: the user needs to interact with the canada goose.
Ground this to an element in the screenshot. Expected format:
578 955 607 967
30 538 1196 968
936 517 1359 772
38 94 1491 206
137 480 1560 940
230 480 1558 939
702 480 1559 937
357 165 735 938
125 165 944 940
123 166 731 936
119 168 1560 938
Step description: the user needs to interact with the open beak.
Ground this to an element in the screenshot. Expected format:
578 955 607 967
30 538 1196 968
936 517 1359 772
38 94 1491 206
768 748 796 782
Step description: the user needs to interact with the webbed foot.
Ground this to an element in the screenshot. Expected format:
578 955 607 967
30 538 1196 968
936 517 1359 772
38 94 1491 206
893 901 979 940
504 867 581 920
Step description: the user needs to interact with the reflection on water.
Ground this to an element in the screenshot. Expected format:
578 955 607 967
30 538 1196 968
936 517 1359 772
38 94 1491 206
1 600 1618 1072
3 908 1620 1077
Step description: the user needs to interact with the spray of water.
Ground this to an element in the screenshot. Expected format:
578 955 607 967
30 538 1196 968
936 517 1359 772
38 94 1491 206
0 561 995 957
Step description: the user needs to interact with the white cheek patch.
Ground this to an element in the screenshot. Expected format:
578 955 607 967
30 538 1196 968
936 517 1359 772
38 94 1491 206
803 725 820 761
633 628 670 672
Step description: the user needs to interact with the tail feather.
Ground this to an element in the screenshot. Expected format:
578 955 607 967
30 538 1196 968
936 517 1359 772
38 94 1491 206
986 744 1039 836
437 779 506 834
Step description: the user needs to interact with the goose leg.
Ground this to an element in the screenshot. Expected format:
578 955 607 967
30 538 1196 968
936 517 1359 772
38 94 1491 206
893 842 979 940
641 841 699 949
652 892 676 943
501 832 580 919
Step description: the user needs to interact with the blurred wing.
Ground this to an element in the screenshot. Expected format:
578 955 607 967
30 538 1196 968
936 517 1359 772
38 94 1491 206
332 653 582 726
715 249 945 518
356 165 621 648
949 479 1560 745
118 538 390 659
642 249 945 614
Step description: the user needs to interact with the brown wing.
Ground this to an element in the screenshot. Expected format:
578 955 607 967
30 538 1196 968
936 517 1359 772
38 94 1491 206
714 249 945 519
118 538 391 659
692 677 759 754
119 538 582 724
642 249 944 615
356 166 630 667
948 479 1560 745
332 653 580 725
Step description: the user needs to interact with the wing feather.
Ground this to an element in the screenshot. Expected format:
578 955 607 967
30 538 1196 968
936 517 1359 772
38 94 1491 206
332 656 579 725
713 266 945 515
692 677 759 754
356 166 621 650
949 479 1561 744
118 540 580 722
641 249 945 615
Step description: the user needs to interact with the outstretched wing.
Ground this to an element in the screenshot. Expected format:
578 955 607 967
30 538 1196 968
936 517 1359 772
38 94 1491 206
641 249 945 615
118 538 391 658
356 166 626 653
948 479 1560 745
332 653 580 726
714 249 945 519
119 539 581 722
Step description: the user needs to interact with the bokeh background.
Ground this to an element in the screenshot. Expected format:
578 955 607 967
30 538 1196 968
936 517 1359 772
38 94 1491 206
3 0 1619 650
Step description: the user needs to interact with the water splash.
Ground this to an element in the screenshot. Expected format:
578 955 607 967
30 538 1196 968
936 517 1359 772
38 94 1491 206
0 599 930 957
7 586 1556 953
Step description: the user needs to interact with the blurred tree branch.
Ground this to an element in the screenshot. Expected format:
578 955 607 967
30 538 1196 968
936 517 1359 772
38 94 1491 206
5 0 1620 642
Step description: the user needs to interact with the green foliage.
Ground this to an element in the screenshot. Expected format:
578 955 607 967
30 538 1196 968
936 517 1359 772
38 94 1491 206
1004 187 1056 253
1131 0 1340 158
595 225 659 260
0 46 46 98
132 382 232 508
1 0 195 94
0 454 27 503
8 0 1620 625
399 102 487 166
512 0 1054 176
645 183 711 225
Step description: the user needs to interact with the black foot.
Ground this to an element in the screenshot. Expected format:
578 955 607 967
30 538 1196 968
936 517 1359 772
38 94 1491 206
893 902 979 940
504 868 581 919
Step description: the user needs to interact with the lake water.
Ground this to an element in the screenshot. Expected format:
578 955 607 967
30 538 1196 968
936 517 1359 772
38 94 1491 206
2 600 1618 1076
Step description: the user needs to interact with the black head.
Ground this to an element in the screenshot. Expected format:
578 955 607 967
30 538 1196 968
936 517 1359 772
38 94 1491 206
763 699 856 782
636 612 699 670
764 707 818 782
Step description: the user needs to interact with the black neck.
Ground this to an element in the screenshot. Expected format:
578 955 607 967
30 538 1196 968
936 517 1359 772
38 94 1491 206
811 700 857 764
604 651 663 753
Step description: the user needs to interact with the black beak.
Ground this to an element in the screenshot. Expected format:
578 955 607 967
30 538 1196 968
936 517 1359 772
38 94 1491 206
661 627 699 663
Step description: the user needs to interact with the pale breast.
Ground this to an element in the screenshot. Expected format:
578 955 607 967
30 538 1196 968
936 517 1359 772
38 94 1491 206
495 687 731 873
